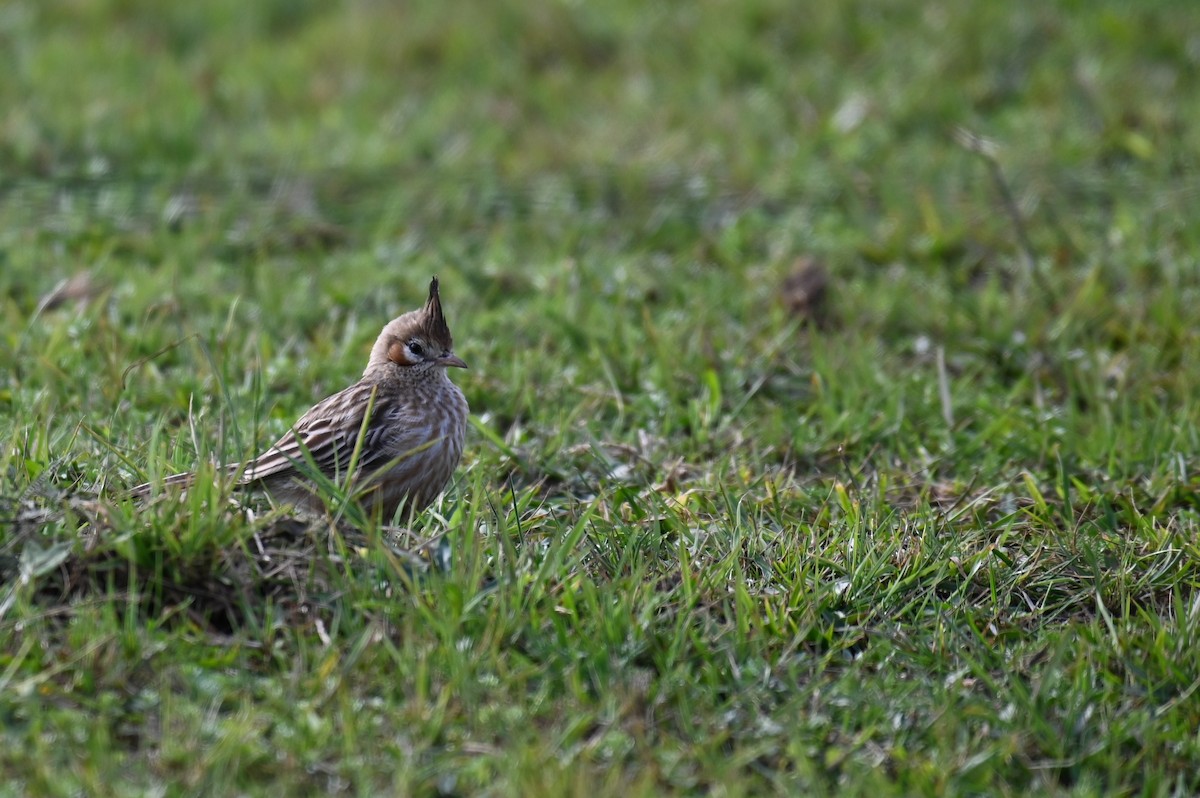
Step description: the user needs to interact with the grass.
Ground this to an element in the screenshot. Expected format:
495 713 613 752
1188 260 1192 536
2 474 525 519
3 0 1200 794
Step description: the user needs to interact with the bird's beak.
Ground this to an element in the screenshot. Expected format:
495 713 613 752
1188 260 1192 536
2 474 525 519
438 353 468 369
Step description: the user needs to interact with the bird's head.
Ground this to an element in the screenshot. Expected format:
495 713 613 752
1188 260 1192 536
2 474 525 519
366 277 468 377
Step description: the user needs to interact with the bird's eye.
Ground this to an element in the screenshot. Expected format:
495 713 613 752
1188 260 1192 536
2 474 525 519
407 340 425 357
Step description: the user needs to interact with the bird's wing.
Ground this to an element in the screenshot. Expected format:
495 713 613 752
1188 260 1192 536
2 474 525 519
238 381 403 484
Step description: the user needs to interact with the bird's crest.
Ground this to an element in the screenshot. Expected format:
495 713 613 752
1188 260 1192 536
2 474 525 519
421 276 453 347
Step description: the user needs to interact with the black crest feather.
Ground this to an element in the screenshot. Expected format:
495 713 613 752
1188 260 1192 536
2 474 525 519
421 276 453 347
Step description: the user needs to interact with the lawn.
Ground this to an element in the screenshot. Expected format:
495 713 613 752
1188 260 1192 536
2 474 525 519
3 1 1200 795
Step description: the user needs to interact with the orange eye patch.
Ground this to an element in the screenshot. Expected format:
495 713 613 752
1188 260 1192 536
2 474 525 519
387 341 410 365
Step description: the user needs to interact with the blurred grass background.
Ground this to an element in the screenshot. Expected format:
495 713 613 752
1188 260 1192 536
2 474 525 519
3 1 1200 795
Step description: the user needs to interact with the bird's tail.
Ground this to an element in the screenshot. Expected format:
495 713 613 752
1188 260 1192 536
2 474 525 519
126 463 241 500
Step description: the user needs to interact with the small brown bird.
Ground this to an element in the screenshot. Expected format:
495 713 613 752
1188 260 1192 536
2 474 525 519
132 277 469 520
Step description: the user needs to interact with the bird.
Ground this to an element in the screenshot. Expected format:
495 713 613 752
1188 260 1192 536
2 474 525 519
131 277 469 521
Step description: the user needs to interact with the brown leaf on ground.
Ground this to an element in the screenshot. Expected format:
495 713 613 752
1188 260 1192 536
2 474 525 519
781 257 830 326
36 271 104 313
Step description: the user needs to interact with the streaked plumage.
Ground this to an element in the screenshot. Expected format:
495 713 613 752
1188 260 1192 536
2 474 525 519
131 277 469 520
